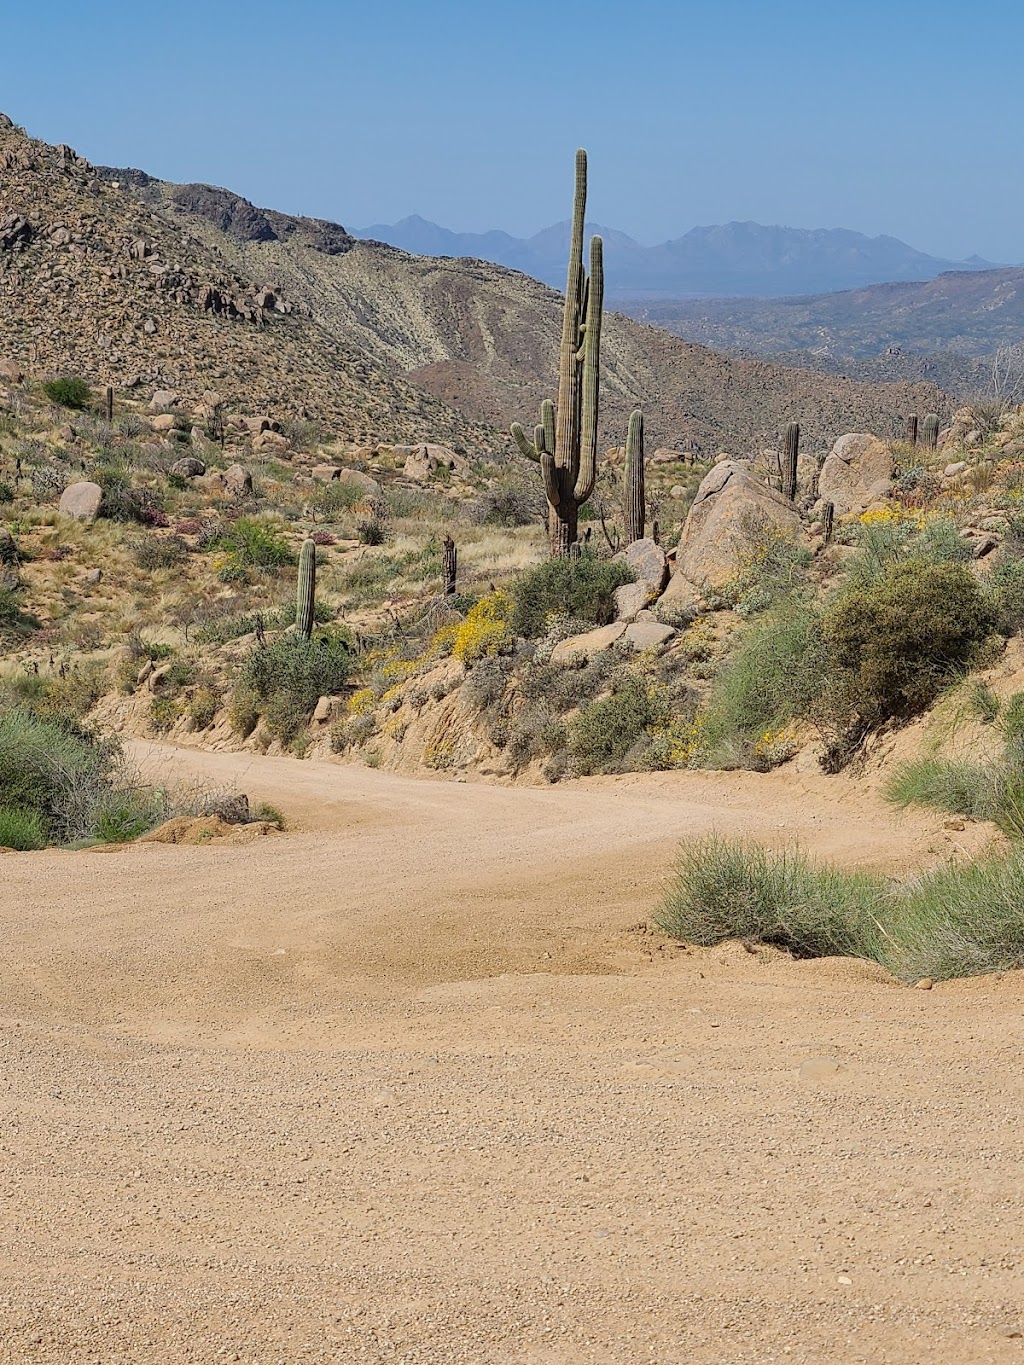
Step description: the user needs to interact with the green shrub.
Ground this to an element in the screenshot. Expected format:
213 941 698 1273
988 555 1024 634
568 672 668 775
0 587 38 639
657 837 886 961
42 376 91 410
312 480 366 518
234 628 354 739
821 559 996 729
93 789 167 844
884 757 992 820
0 806 48 851
0 708 109 842
509 551 634 638
213 517 294 569
0 481 13 504
699 601 824 769
657 836 1024 983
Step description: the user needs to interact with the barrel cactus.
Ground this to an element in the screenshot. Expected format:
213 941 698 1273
511 150 604 556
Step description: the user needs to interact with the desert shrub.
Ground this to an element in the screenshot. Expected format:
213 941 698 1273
311 480 366 518
884 757 992 820
508 551 634 638
0 587 38 639
30 463 67 501
462 655 513 711
43 376 91 410
699 601 824 769
567 672 668 776
97 466 147 523
0 481 13 504
0 806 48 851
988 554 1024 634
92 789 168 844
468 470 546 527
506 703 567 772
356 497 392 546
891 853 1024 982
234 627 354 741
212 516 294 569
821 559 996 729
657 837 886 962
452 590 513 663
130 533 187 571
713 523 811 615
187 685 220 731
0 708 112 842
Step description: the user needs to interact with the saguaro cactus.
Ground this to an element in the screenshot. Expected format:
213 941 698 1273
922 412 940 450
104 386 113 424
511 149 604 556
623 409 645 544
781 422 800 501
442 533 457 596
821 500 835 545
295 537 316 640
905 413 918 447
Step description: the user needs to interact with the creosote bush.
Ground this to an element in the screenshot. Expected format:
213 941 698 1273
42 376 91 410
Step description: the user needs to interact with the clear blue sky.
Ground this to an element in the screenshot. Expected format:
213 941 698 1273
4 0 1022 261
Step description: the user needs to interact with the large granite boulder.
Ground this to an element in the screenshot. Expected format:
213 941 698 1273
58 481 102 521
675 461 803 590
818 433 893 516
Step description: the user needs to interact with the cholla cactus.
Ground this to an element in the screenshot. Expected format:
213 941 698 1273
295 537 316 640
511 150 603 556
623 409 645 544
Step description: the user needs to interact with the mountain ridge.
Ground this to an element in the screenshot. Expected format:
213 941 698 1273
354 214 1000 298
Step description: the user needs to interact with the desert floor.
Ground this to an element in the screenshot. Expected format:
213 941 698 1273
1 743 1021 1363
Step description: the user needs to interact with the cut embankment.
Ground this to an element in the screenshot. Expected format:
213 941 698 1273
658 835 1024 982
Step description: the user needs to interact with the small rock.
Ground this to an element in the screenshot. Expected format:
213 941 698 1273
223 464 253 497
150 414 177 433
550 622 627 665
149 390 178 413
170 457 206 479
84 568 102 584
914 978 934 991
312 696 338 724
944 461 968 478
623 621 676 651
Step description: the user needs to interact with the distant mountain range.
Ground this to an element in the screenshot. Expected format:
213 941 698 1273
354 215 1000 298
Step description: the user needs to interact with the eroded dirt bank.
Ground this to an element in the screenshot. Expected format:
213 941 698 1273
0 745 1020 1363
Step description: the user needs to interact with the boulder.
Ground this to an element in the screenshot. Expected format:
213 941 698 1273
944 461 968 478
399 443 467 481
170 457 205 478
242 415 277 435
150 413 177 433
253 429 290 453
550 622 626 665
0 359 25 384
624 538 669 594
675 461 803 590
650 447 685 464
818 433 893 516
658 571 702 615
148 389 178 413
613 581 650 622
58 481 102 521
623 621 675 651
223 464 253 497
312 696 339 724
311 466 382 497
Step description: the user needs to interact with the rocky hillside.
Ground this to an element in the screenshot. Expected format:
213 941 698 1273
621 268 1024 373
94 149 947 457
0 115 494 450
2 110 949 458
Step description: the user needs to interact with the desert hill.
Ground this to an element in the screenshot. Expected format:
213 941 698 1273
2 110 949 455
621 267 1024 374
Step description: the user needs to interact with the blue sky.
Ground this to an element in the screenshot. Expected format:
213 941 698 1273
4 0 1022 260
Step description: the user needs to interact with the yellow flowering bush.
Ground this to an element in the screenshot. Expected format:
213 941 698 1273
452 591 513 664
347 687 376 717
752 725 800 769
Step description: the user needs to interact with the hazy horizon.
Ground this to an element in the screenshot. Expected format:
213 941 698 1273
4 0 1023 262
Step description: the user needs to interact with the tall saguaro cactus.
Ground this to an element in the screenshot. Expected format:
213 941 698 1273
905 413 918 447
781 421 800 502
296 537 316 641
922 412 940 450
511 149 604 556
623 409 645 544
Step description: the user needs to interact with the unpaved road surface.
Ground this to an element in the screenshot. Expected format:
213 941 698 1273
1 743 1022 1363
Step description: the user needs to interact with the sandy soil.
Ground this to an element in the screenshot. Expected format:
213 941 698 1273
0 743 1022 1363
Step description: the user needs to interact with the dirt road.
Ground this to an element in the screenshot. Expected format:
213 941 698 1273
1 743 1021 1363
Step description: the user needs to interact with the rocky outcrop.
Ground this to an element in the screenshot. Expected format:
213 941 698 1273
399 444 468 482
818 433 893 516
675 460 804 589
614 538 670 621
311 466 381 498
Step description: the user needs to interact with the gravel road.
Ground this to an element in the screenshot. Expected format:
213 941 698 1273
0 743 1020 1363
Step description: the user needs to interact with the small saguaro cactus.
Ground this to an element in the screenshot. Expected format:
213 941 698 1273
511 149 604 556
442 533 457 597
623 409 645 544
905 413 918 447
781 421 800 502
104 385 113 424
295 537 316 641
821 500 835 545
922 412 940 450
